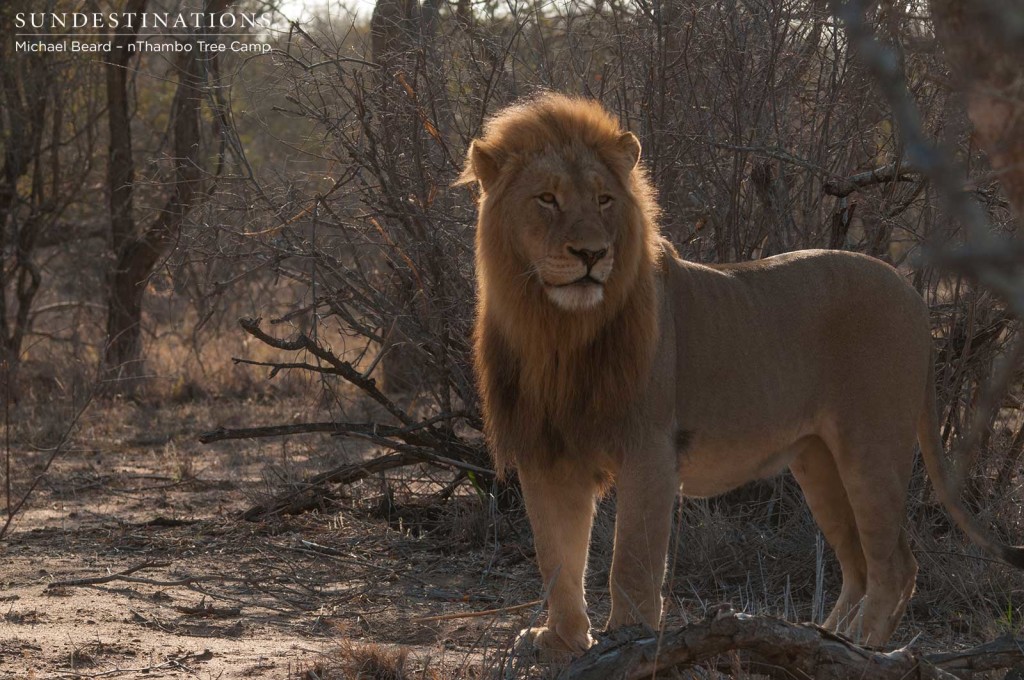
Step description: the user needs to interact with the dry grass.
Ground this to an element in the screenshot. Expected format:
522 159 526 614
14 269 329 408
296 642 439 680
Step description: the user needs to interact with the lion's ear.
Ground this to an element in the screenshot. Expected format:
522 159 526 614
456 140 502 190
613 132 642 173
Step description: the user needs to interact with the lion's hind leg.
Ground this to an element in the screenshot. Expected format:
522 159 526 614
825 426 918 646
789 436 867 633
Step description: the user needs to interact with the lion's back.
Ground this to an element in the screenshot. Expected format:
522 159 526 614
663 248 933 428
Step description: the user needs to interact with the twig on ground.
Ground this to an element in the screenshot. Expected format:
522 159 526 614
175 602 242 618
51 649 214 679
200 421 387 443
926 635 1024 673
46 561 218 589
199 418 486 468
411 599 543 624
46 561 167 586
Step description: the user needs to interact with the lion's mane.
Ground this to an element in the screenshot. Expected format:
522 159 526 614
461 94 669 474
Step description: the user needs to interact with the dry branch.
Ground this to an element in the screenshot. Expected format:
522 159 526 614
199 418 482 459
926 636 1024 673
45 561 170 588
204 422 492 521
238 450 493 521
833 0 1024 317
199 422 359 443
215 317 490 495
240 452 417 520
175 602 242 619
50 649 215 679
45 561 219 589
824 161 922 198
238 316 414 426
2 389 95 539
559 607 1024 680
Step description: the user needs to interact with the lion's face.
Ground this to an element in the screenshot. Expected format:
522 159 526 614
506 152 630 311
459 96 645 315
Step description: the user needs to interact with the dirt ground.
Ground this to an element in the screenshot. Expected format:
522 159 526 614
3 395 1023 679
0 397 535 679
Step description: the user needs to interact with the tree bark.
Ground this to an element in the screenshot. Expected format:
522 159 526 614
101 0 148 384
370 0 430 396
103 0 232 388
0 14 64 385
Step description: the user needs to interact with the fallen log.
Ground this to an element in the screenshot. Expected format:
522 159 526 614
559 606 1024 680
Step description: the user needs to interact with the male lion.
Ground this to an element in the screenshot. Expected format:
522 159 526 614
458 93 1024 653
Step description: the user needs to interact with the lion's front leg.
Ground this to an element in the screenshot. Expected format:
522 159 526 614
517 461 600 657
606 441 678 631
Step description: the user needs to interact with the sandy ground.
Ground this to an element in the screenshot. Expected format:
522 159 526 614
3 396 1023 679
0 398 531 679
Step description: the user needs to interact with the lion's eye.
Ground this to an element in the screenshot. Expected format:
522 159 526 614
598 194 614 207
537 192 558 208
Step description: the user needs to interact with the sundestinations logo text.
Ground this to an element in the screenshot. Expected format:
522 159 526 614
14 12 271 54
15 12 267 30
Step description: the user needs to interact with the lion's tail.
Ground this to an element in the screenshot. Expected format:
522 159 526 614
918 352 1024 569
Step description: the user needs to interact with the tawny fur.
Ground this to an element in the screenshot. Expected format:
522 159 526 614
461 93 1023 656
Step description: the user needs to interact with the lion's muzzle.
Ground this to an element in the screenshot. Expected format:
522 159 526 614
541 244 614 311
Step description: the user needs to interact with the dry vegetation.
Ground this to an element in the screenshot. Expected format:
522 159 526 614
2 0 1024 678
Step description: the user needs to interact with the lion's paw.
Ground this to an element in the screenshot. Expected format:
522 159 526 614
514 625 594 664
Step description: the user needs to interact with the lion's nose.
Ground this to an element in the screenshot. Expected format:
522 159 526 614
566 246 608 269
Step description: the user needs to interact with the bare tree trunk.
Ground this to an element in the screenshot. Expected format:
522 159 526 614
101 0 147 384
370 0 430 395
103 0 231 388
104 47 203 381
0 14 64 387
371 0 422 69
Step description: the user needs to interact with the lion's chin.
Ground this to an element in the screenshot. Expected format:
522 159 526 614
546 282 605 311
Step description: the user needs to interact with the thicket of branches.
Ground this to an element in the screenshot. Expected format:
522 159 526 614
190 0 1024 515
